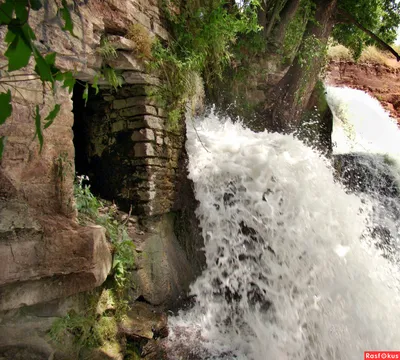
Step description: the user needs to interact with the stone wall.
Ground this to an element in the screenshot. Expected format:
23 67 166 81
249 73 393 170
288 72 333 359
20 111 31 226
0 0 199 315
75 85 184 216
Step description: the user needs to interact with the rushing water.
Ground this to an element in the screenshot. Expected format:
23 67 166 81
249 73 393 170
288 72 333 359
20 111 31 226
167 88 400 360
327 86 400 156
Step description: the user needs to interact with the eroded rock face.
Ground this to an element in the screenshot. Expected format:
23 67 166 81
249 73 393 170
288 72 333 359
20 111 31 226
0 211 112 311
130 214 195 306
326 61 400 123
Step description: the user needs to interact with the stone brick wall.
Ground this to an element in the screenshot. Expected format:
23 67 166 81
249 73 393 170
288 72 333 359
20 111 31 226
76 84 185 216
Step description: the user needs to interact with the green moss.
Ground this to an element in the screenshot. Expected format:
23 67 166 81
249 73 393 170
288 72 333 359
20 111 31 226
282 0 314 62
49 311 101 350
94 316 118 343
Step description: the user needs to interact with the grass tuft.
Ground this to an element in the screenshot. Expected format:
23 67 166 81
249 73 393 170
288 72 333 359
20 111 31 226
127 23 154 60
328 44 398 67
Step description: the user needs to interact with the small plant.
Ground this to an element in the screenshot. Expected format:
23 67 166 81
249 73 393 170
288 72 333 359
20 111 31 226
97 37 118 60
74 175 102 218
95 37 123 91
73 176 136 292
127 23 154 60
102 66 124 90
55 152 73 183
49 311 101 349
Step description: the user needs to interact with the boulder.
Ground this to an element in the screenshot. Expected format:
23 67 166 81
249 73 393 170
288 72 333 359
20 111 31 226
0 208 112 310
130 214 195 306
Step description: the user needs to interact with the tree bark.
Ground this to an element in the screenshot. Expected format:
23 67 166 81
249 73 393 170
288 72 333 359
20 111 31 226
265 0 288 39
266 0 338 132
274 0 301 45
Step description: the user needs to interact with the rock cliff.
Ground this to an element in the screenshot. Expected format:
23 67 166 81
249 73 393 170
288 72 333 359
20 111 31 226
0 1 203 358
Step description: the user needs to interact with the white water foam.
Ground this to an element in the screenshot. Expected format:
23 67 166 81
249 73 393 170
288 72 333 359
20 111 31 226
167 112 400 360
326 86 400 156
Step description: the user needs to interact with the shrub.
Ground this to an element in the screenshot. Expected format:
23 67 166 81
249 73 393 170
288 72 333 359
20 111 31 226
327 44 353 61
359 46 392 66
150 0 261 127
327 44 396 67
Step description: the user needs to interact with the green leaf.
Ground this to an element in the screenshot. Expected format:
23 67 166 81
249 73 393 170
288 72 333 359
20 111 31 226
20 22 36 41
30 0 43 11
0 0 13 25
44 104 61 129
4 22 36 71
61 72 75 93
4 30 32 71
0 90 12 125
14 1 29 22
44 53 60 78
92 74 99 95
0 136 6 161
34 105 44 153
33 48 54 83
4 28 16 43
45 52 57 66
83 83 89 106
60 0 75 37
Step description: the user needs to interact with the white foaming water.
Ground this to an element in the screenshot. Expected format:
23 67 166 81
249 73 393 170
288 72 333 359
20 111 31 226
167 111 400 360
326 86 400 156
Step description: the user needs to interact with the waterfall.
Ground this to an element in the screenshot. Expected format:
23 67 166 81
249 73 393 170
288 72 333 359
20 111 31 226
167 89 400 359
326 86 400 157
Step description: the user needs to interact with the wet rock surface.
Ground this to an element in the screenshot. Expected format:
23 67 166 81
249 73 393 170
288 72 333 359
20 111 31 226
119 302 168 341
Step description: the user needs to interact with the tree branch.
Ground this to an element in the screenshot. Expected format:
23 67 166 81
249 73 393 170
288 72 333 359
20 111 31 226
337 8 400 61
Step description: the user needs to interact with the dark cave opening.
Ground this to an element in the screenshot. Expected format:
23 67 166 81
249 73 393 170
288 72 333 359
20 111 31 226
72 82 131 210
72 82 90 179
72 82 110 197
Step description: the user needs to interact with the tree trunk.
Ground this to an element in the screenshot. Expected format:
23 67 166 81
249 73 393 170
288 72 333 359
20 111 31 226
274 0 301 45
265 0 288 39
257 3 268 37
267 0 338 132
